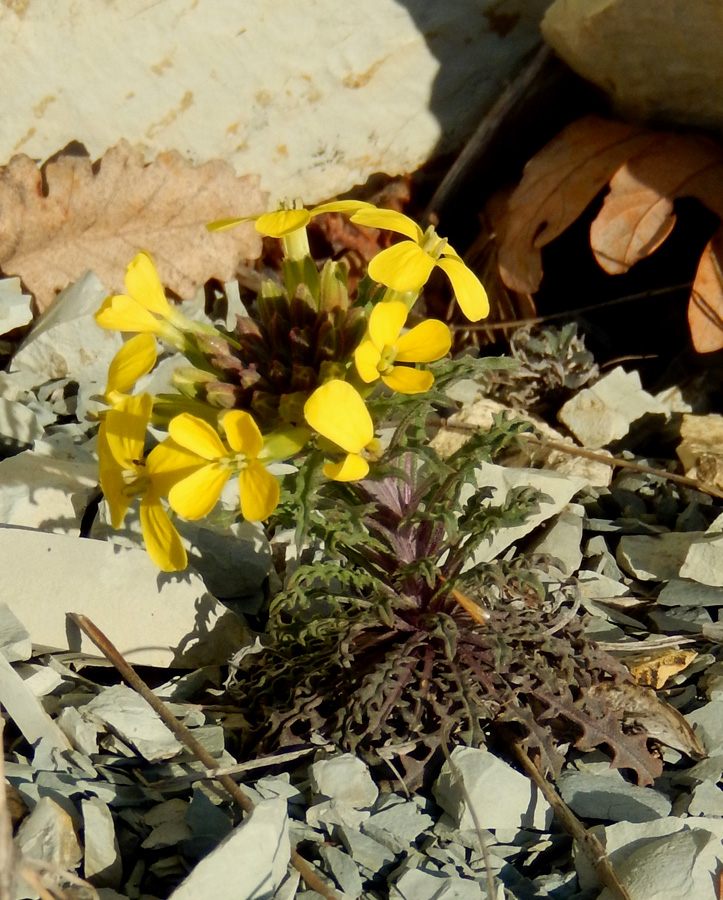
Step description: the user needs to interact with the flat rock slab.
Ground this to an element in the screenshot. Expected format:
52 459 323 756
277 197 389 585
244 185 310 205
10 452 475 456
433 746 553 831
557 771 671 823
542 0 723 133
461 462 587 567
558 366 666 450
0 0 550 204
169 798 289 900
0 527 247 667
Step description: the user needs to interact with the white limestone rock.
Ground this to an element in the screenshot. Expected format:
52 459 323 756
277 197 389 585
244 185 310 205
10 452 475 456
14 797 83 900
0 526 247 667
0 1 551 205
460 462 587 567
309 753 379 809
557 770 671 822
0 277 33 334
558 367 666 450
83 685 184 762
433 746 553 832
680 533 723 587
616 532 709 582
0 441 98 533
168 799 289 900
82 798 123 888
527 503 584 574
542 0 723 135
0 398 43 446
10 271 120 385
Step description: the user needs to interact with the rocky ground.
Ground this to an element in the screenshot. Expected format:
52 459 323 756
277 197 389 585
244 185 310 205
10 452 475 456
1 273 723 900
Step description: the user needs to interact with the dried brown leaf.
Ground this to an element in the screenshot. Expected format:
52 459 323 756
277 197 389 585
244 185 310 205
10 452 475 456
0 142 266 312
588 681 705 761
497 116 655 292
688 225 723 352
591 134 723 274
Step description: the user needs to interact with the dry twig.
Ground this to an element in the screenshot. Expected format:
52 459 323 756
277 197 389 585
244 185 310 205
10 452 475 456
69 613 344 900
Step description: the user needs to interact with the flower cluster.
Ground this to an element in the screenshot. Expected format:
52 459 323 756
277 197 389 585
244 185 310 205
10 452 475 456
94 202 489 569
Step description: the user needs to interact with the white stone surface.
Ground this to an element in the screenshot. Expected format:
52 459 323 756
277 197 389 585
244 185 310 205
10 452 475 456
0 526 247 667
542 0 723 134
617 532 711 582
82 797 123 888
558 367 665 450
557 771 671 823
460 462 587 567
528 503 584 574
84 685 184 762
169 798 289 900
575 816 723 893
680 534 723 587
433 746 553 831
0 0 550 204
14 797 83 900
0 397 43 445
9 271 120 384
0 277 33 334
0 442 99 532
309 753 379 809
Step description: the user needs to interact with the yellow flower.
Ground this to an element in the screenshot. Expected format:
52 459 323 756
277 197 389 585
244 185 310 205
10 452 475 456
349 208 490 322
104 333 157 408
98 393 188 572
95 252 186 346
304 380 381 482
354 301 451 394
158 411 288 522
207 200 374 237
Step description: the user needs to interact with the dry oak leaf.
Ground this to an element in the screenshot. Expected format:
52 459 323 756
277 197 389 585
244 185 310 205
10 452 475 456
497 116 656 293
498 116 723 352
0 141 266 313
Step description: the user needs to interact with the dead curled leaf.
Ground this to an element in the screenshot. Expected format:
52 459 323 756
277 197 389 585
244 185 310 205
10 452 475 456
588 680 705 760
0 141 267 312
497 115 723 352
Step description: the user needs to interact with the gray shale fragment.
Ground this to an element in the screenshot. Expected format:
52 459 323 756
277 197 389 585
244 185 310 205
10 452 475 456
84 685 184 762
15 796 83 900
338 825 396 874
309 753 379 808
82 797 123 888
433 746 553 831
168 798 289 900
319 844 363 897
557 771 671 822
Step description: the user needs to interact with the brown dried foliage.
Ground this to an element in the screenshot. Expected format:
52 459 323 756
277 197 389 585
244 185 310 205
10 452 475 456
497 115 723 352
0 141 266 311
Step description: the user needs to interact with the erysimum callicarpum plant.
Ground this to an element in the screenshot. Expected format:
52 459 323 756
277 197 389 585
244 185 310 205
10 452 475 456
94 199 668 790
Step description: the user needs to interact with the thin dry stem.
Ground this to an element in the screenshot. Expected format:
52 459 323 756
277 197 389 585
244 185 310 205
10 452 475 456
69 613 344 900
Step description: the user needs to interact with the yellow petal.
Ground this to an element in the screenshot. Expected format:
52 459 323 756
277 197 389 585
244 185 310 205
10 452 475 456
106 334 157 396
255 209 310 237
435 257 490 322
369 300 407 349
140 495 188 571
169 414 226 460
368 242 435 293
354 339 382 384
382 366 434 394
222 410 263 458
395 319 451 363
310 200 375 216
168 463 230 519
206 216 251 232
304 380 374 454
323 454 369 482
146 440 207 496
239 460 280 521
350 208 423 243
125 252 171 316
95 295 162 334
97 425 132 529
103 393 152 469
